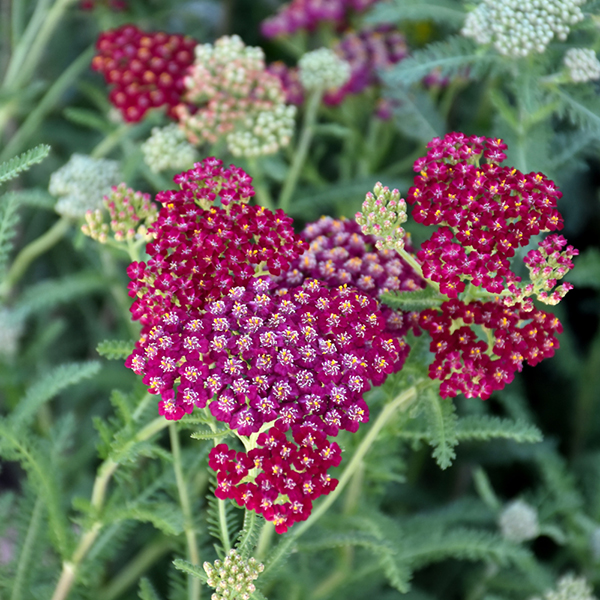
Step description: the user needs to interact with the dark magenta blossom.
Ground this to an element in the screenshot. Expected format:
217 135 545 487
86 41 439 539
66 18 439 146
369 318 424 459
92 24 197 122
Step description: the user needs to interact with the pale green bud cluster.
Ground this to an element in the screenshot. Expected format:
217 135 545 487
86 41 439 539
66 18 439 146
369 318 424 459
49 154 121 219
355 182 408 252
498 500 539 543
193 35 265 75
298 48 351 92
0 309 24 359
530 574 598 600
203 549 264 600
81 183 158 245
564 48 600 82
227 104 296 157
141 124 198 173
462 0 586 58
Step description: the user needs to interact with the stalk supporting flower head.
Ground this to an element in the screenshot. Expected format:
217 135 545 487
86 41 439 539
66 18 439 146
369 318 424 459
49 154 122 218
462 0 586 57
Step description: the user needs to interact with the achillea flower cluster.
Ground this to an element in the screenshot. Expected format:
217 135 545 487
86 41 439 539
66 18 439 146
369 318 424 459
420 299 561 399
92 24 196 122
499 499 540 543
261 0 379 38
82 183 158 244
49 154 122 218
564 48 600 83
176 35 296 157
461 0 586 58
126 158 306 325
531 575 598 600
324 26 408 105
407 133 565 298
141 124 198 173
210 424 341 533
203 549 263 600
298 48 351 93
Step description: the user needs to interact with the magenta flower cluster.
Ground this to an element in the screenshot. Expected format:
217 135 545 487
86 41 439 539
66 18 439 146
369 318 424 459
407 133 564 298
420 300 562 400
210 425 341 533
126 158 306 325
127 276 403 435
261 0 378 39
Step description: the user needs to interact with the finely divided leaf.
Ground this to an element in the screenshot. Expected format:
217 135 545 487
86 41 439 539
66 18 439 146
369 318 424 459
138 577 163 600
0 145 50 185
0 192 21 279
554 86 600 132
389 86 445 142
455 416 542 443
421 392 458 470
97 339 136 360
173 559 208 583
367 0 466 27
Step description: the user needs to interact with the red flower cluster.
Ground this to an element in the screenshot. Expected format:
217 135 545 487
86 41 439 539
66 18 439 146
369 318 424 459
261 0 378 38
92 24 196 122
127 276 404 436
420 299 562 399
127 158 306 325
210 425 341 533
407 133 564 298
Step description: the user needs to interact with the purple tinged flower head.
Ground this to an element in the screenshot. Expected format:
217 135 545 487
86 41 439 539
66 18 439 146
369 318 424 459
407 133 568 298
126 157 307 327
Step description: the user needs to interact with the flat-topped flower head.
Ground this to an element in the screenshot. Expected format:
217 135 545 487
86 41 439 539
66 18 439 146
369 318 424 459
141 124 198 173
209 424 341 533
92 24 197 122
176 35 296 157
127 158 306 325
420 298 562 399
407 133 568 299
127 277 404 437
564 48 600 83
298 48 351 93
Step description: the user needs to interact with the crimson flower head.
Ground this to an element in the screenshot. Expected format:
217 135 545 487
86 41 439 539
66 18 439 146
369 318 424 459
92 24 197 122
407 133 565 298
127 157 307 326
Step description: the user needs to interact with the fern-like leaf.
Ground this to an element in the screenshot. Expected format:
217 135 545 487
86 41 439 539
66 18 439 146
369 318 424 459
97 339 136 360
421 391 458 469
387 86 445 142
0 188 56 210
206 477 238 556
367 0 466 27
297 531 397 553
190 427 233 441
455 416 542 443
0 192 21 278
553 86 600 131
11 360 101 429
139 577 164 600
384 36 497 87
235 510 263 558
381 287 445 312
0 145 50 185
172 559 208 583
109 502 185 536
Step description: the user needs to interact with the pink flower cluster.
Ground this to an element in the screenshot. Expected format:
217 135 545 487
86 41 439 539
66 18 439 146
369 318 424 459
92 25 196 122
261 0 379 38
127 158 305 325
420 299 562 399
407 133 565 298
127 277 403 436
210 425 341 533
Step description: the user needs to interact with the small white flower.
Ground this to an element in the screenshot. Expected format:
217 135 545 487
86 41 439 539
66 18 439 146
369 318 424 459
499 499 539 542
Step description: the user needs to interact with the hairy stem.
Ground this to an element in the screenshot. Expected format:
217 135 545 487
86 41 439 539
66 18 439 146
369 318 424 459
51 417 169 600
262 383 421 577
278 89 322 212
170 423 202 600
1 216 71 297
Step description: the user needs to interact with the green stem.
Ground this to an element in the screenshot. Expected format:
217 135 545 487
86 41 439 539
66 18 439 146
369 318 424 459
255 521 275 562
1 215 71 297
219 497 232 554
278 89 322 212
10 495 44 600
99 537 175 600
90 124 131 159
170 424 201 600
51 417 169 600
262 383 421 577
